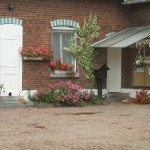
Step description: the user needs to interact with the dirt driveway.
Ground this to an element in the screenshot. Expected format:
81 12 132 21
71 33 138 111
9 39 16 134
0 102 150 150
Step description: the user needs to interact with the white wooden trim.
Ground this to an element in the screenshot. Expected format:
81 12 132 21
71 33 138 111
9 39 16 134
19 25 23 96
107 48 121 92
0 24 23 96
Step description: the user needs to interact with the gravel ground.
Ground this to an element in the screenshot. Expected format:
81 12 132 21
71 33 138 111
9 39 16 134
0 102 150 150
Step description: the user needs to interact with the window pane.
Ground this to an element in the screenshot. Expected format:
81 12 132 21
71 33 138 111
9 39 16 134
62 33 74 64
53 33 60 60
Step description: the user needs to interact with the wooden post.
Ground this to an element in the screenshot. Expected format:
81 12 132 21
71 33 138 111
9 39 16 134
96 78 102 97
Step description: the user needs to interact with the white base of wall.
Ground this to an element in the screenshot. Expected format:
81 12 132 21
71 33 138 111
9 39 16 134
87 88 149 98
120 88 147 97
20 90 36 101
20 89 109 101
20 88 146 101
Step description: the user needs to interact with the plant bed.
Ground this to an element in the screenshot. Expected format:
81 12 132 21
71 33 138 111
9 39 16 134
33 100 108 108
34 102 56 108
28 80 106 108
133 89 150 104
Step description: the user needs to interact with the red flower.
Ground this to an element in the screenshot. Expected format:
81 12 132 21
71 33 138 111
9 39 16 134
136 91 138 94
134 90 149 104
50 61 56 67
59 64 65 70
20 45 52 58
57 57 61 61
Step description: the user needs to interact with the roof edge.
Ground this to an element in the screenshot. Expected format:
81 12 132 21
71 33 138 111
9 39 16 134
122 0 150 5
91 26 150 48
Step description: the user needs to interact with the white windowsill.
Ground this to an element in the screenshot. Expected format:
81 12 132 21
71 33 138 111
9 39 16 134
50 70 79 78
22 57 43 60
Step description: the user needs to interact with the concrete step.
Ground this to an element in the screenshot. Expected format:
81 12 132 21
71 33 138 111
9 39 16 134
106 92 130 102
0 96 34 108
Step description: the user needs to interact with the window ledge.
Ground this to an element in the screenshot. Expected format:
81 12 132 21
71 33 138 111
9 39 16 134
50 71 79 78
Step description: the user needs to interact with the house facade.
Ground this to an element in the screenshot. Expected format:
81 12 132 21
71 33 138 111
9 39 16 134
93 0 150 96
0 0 149 97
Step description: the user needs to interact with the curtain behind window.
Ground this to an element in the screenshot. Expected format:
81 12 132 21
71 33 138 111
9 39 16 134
53 32 74 64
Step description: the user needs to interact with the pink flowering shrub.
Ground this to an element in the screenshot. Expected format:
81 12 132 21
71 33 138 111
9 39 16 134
79 90 98 102
133 90 150 104
31 80 98 106
47 80 82 106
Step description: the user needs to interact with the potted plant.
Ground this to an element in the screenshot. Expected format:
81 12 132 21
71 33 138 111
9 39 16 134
19 45 53 60
133 53 144 71
49 57 74 73
66 64 75 74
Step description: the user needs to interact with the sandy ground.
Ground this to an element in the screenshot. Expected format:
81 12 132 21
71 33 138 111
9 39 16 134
0 102 150 150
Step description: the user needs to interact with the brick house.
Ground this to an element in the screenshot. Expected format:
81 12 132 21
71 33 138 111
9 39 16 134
0 0 149 98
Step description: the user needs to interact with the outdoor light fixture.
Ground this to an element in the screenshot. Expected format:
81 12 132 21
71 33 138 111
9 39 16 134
8 3 15 11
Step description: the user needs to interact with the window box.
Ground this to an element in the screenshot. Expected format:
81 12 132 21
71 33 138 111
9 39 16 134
23 57 43 60
50 69 79 78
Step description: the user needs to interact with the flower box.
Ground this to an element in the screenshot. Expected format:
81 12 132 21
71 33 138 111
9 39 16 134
50 70 79 78
23 57 43 60
19 45 53 60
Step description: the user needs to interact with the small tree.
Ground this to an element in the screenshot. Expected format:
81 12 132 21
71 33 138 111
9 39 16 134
66 13 100 88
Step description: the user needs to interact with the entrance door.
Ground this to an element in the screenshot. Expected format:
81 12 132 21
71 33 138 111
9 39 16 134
0 24 22 96
107 48 121 92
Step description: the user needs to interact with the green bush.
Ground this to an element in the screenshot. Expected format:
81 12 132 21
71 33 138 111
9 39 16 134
30 80 101 106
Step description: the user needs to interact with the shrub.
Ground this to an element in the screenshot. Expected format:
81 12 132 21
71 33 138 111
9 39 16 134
47 80 82 106
31 80 99 106
133 90 150 104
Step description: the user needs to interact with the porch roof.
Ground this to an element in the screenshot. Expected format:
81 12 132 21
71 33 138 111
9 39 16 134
122 0 150 5
92 26 150 48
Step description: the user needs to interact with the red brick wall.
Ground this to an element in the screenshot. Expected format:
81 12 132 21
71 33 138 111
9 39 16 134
0 0 129 90
121 3 150 89
22 60 50 90
122 47 137 88
128 3 150 26
93 48 107 88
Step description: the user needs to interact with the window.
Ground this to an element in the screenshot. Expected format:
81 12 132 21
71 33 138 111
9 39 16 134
50 19 79 77
144 45 150 59
52 29 76 68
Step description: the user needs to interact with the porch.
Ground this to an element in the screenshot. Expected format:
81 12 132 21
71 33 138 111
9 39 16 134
92 26 150 97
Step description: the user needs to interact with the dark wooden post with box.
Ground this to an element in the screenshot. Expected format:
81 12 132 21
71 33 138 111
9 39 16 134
94 64 110 97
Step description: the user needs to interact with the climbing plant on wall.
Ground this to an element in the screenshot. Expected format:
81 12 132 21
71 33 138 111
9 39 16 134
65 13 100 88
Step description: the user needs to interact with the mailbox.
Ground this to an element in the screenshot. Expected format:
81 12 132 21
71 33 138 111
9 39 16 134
94 64 110 96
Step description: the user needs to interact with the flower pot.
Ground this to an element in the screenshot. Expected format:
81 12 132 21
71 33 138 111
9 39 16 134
23 57 43 60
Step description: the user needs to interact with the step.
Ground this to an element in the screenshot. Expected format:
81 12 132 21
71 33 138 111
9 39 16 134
106 92 130 102
0 96 34 108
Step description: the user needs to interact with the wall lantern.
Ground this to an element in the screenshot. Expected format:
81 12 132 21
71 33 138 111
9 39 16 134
8 3 15 11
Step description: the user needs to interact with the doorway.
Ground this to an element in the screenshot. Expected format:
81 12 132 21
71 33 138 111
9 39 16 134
107 48 121 92
0 24 22 96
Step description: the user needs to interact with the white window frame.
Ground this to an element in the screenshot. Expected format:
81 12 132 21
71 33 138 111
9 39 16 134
52 27 77 71
144 44 150 60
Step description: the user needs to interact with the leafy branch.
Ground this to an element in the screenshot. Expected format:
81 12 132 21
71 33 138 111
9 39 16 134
65 13 100 88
